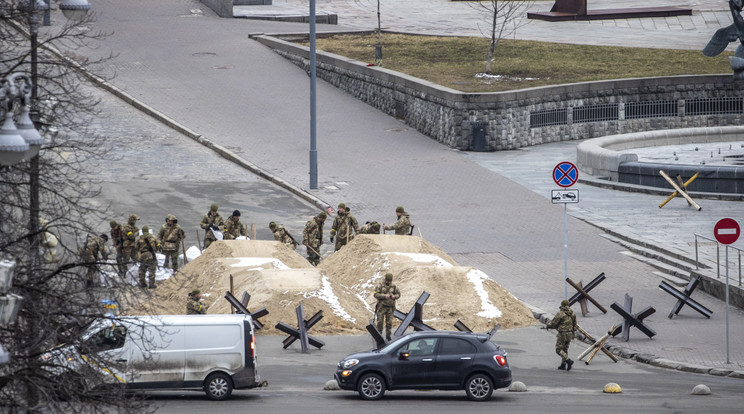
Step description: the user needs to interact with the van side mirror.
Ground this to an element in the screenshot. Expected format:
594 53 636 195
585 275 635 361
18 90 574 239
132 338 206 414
398 350 410 360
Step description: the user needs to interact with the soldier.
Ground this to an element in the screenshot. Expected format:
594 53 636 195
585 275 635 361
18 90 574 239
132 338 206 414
269 221 297 249
121 214 139 265
110 220 127 276
186 289 207 315
330 203 360 251
200 203 224 249
81 233 108 288
374 273 401 342
158 214 186 272
135 225 160 289
302 212 326 266
223 210 247 240
384 206 412 235
546 299 577 371
358 221 381 234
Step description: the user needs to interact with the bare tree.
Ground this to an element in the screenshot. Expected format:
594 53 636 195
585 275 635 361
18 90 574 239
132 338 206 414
471 0 534 73
1 2 153 412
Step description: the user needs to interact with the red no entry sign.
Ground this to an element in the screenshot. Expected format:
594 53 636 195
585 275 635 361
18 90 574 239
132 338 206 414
714 218 740 245
553 162 578 188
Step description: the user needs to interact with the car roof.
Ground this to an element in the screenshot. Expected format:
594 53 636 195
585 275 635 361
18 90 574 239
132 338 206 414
401 330 490 343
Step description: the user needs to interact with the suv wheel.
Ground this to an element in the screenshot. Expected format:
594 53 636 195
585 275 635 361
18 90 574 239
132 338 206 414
465 373 493 401
204 372 233 400
357 373 385 400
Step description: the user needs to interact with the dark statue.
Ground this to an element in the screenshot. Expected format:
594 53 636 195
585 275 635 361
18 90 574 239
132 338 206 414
703 0 744 79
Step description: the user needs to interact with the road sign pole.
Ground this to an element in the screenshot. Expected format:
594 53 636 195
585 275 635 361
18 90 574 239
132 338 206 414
726 245 730 364
564 203 568 300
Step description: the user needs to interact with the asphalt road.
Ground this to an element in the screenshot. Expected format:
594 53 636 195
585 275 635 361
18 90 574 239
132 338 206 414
145 327 744 414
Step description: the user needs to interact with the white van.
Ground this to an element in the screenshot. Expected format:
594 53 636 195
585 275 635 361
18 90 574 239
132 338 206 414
44 314 261 400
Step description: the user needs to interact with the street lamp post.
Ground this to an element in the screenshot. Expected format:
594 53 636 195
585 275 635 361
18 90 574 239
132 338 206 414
22 0 91 257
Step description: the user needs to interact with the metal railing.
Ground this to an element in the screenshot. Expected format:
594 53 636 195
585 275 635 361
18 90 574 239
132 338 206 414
694 233 743 286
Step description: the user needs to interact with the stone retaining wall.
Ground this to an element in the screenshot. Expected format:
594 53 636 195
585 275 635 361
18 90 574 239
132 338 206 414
253 34 744 151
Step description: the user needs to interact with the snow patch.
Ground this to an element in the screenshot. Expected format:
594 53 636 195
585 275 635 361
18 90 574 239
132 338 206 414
466 269 502 318
304 275 355 323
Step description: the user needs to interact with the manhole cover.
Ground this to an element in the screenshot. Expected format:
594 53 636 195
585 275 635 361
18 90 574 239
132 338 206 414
386 128 407 132
212 65 234 70
192 52 217 57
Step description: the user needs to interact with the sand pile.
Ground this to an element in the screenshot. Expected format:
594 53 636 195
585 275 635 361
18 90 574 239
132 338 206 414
123 235 535 336
319 235 535 332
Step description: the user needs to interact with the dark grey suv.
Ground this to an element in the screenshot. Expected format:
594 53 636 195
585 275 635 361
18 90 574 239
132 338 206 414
334 331 511 401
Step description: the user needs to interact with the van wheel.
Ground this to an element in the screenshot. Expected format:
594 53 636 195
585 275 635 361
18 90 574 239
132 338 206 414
357 373 385 400
204 372 233 400
465 373 493 401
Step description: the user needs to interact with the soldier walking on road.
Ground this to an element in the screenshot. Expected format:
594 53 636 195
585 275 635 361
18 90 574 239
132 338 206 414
81 233 109 288
547 299 577 371
384 206 412 235
224 210 247 240
270 221 297 250
200 203 224 249
186 289 207 315
158 214 185 272
302 212 326 265
110 220 127 276
136 225 160 289
121 214 140 265
374 273 401 342
330 203 359 251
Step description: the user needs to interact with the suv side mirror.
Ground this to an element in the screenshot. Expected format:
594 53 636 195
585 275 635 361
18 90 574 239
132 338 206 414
398 350 410 360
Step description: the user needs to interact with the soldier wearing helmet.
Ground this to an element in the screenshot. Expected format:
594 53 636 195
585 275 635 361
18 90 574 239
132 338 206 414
374 273 400 342
546 299 577 371
302 212 326 266
158 214 186 272
135 225 160 289
330 202 360 251
200 203 224 249
121 214 140 266
270 221 297 250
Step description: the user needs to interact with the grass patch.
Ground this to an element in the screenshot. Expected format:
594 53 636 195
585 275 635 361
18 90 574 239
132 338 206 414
303 34 733 92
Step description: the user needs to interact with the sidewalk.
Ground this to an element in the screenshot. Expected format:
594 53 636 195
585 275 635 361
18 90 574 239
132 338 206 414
78 0 743 375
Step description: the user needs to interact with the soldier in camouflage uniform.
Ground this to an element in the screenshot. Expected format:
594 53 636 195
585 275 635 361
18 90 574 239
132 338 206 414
121 214 140 265
374 273 401 341
186 289 207 315
546 299 577 371
302 212 326 265
158 214 186 272
270 221 297 250
135 225 160 289
330 203 360 251
110 220 127 276
81 233 109 288
223 210 247 240
200 203 225 249
358 221 381 234
384 206 412 235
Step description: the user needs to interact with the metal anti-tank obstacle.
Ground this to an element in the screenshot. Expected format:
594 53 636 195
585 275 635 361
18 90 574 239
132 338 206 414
610 293 657 341
275 303 325 353
224 291 269 330
659 276 713 319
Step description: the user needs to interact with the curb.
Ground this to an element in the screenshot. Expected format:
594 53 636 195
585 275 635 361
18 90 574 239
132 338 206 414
530 307 744 380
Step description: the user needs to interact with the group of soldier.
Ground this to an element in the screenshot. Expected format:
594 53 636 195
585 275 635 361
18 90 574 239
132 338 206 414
300 203 412 266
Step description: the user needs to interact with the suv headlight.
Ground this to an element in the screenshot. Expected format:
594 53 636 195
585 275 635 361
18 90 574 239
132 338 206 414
342 359 359 369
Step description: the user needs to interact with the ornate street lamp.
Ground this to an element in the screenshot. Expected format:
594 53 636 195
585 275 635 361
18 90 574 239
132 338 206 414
0 74 40 166
59 0 90 22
